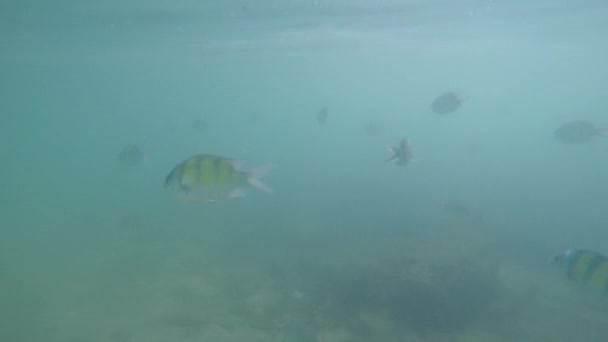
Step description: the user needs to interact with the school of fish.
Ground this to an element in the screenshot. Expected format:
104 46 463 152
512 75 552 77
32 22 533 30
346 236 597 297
117 92 607 297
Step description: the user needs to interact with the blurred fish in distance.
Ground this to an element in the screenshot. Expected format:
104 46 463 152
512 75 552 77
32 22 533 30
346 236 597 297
554 120 607 143
431 92 463 114
117 144 147 166
385 138 414 167
317 106 328 125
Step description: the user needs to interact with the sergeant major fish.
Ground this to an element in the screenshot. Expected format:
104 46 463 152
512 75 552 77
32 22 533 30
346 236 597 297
164 154 272 202
385 139 414 167
552 249 608 292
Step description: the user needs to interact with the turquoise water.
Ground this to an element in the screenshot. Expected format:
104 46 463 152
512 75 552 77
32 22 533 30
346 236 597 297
2 1 608 341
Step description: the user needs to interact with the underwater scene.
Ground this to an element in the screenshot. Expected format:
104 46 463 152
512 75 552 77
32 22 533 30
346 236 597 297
2 1 608 341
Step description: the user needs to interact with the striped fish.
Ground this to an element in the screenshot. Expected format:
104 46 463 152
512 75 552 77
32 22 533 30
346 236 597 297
164 154 272 202
552 249 608 291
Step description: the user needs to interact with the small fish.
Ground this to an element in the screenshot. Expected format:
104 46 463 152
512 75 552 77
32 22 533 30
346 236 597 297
117 145 146 166
164 154 272 202
317 106 328 125
554 121 606 143
431 92 463 114
552 249 608 291
385 139 414 166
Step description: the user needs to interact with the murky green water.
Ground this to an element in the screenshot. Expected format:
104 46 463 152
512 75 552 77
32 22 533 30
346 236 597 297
2 1 608 341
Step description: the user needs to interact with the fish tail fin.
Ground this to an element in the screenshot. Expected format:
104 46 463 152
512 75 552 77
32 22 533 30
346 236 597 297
385 146 397 163
247 166 273 193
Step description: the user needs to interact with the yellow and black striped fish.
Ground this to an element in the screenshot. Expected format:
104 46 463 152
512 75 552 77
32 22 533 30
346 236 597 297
164 154 272 202
552 249 608 291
